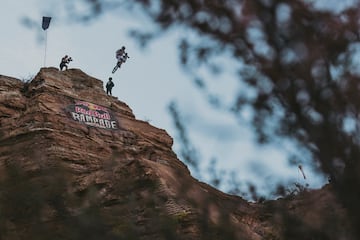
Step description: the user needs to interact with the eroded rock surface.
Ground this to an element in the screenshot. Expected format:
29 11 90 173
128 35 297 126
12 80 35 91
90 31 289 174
0 68 353 240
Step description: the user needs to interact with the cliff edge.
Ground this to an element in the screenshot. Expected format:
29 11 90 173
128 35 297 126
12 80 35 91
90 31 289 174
0 68 353 240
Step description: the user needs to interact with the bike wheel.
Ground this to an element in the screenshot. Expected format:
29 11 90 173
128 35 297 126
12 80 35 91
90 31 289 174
112 65 118 74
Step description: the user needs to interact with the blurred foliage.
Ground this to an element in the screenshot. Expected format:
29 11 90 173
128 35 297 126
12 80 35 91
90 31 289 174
0 161 242 240
0 164 119 240
21 0 360 238
122 1 360 230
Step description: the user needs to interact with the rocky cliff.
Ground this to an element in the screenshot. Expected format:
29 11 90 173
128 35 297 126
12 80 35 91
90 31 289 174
0 68 354 239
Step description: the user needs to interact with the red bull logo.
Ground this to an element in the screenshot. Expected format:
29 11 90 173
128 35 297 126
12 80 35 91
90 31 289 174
66 100 118 130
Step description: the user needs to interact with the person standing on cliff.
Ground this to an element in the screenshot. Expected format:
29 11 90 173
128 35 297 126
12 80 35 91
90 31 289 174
106 77 114 95
59 55 72 71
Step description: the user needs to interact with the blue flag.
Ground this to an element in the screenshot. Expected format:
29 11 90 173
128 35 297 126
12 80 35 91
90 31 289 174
42 16 51 30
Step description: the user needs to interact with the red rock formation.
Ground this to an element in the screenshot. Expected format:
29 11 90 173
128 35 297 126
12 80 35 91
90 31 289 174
0 68 354 239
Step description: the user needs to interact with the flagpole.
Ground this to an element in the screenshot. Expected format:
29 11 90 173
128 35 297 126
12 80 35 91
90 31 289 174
42 16 51 67
44 30 47 67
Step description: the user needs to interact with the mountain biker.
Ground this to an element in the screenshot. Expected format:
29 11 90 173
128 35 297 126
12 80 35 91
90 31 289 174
120 52 129 65
116 46 126 63
115 46 129 68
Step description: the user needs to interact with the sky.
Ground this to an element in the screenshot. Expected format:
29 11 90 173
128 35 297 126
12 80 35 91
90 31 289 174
0 0 340 199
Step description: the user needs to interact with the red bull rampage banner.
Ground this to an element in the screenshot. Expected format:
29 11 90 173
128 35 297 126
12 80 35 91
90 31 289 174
66 100 118 130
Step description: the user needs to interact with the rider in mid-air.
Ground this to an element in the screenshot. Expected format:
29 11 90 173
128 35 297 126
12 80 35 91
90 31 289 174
116 46 125 63
113 46 130 73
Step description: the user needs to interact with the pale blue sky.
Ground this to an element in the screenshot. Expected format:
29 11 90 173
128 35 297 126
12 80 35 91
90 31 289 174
1 0 338 198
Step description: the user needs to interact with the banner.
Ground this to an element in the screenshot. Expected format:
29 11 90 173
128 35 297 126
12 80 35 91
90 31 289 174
66 100 118 130
42 16 51 30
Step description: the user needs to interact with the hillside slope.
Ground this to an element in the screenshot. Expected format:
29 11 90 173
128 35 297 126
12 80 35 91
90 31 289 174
0 68 353 239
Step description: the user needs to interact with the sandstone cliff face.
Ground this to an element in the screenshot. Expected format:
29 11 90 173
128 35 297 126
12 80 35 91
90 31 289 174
0 68 353 240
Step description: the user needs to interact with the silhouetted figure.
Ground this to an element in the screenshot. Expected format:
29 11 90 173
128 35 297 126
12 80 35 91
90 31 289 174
106 77 114 95
59 55 72 71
